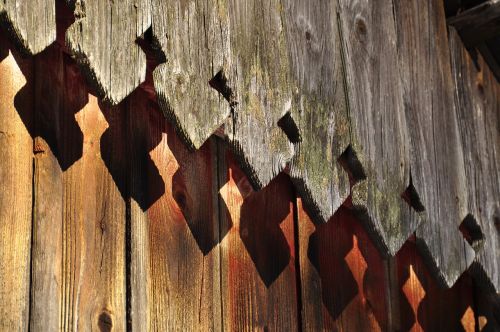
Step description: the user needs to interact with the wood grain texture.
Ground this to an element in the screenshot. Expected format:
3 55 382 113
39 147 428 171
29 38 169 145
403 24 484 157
66 0 150 104
128 88 224 331
151 0 233 150
0 35 33 332
223 0 294 191
449 29 500 294
0 0 55 54
296 199 390 331
219 153 298 331
394 0 476 288
30 44 65 332
29 46 127 330
281 0 351 224
338 0 419 256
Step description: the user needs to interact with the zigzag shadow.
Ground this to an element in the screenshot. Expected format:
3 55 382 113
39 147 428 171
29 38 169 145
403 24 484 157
108 80 232 254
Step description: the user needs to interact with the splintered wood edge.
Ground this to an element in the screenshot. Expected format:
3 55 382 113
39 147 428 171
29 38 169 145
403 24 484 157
0 0 56 55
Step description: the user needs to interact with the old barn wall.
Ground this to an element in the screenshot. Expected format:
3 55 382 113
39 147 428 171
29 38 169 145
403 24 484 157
0 0 499 331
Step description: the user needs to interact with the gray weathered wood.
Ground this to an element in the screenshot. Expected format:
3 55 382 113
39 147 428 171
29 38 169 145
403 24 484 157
222 0 294 190
450 29 500 293
281 0 351 222
394 0 476 288
0 0 55 54
66 0 150 104
151 0 233 150
337 0 420 256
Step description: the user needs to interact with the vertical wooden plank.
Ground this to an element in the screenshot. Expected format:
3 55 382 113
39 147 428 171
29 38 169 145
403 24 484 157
396 238 478 331
219 153 298 331
224 0 294 190
0 34 33 332
296 199 390 331
337 0 419 256
30 43 65 331
30 46 127 330
151 0 232 150
128 88 223 331
449 28 500 294
65 0 150 104
394 0 475 287
282 0 351 223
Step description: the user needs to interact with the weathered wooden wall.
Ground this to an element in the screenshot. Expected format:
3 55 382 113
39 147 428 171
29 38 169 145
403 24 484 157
0 0 499 331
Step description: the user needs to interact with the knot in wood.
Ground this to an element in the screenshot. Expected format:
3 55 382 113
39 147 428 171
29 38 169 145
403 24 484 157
355 17 367 37
98 311 113 332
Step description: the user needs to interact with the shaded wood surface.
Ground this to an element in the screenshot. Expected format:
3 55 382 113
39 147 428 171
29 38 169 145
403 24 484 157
29 44 127 330
219 154 299 331
296 199 390 331
128 88 223 331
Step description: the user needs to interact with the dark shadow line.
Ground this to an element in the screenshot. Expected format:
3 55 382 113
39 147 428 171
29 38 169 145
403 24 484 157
292 188 304 332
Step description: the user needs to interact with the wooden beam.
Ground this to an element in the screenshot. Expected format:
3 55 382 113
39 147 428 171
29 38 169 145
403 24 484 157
448 0 500 46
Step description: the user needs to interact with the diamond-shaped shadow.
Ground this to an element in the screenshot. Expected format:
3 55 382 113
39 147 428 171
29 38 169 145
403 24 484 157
239 172 293 287
308 205 388 329
171 140 233 256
